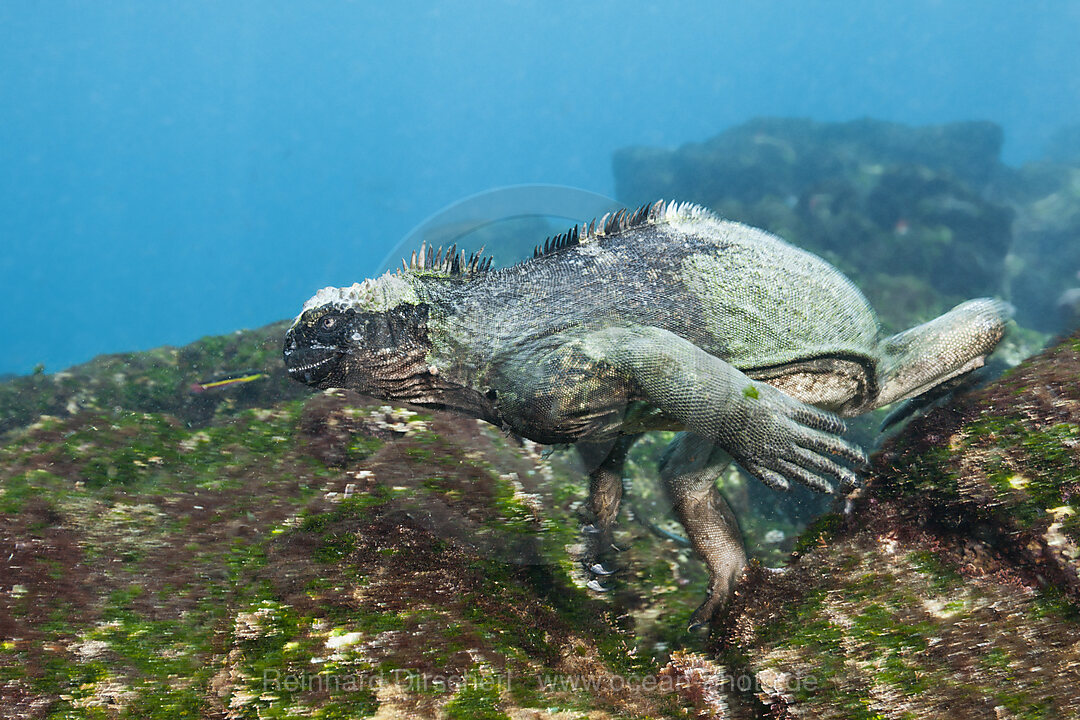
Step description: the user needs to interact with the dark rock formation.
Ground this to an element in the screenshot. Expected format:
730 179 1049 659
613 118 1016 331
716 329 1080 718
4 320 1079 719
613 117 1080 339
0 326 711 719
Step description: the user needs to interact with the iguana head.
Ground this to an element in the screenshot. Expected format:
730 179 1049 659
283 272 432 394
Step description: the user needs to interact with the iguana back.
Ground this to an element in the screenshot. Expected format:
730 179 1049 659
434 201 879 390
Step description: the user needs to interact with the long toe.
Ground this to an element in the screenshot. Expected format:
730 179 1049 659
743 462 792 491
775 458 835 494
792 447 861 491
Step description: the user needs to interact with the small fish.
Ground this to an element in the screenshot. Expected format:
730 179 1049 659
189 371 266 394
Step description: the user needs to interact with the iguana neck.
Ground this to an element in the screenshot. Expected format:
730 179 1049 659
379 275 502 425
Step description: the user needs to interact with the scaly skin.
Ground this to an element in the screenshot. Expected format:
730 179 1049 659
284 201 1008 628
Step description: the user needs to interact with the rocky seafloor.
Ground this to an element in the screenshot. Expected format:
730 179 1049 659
0 322 718 720
1 326 1079 719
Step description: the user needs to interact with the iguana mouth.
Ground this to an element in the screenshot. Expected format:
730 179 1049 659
284 348 341 385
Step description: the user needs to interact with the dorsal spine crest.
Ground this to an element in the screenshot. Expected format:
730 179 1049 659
397 241 494 277
531 200 710 260
395 200 718 276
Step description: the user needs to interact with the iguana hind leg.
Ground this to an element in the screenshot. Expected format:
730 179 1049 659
873 298 1010 410
576 435 640 588
659 432 746 630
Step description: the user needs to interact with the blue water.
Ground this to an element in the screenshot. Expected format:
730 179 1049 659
2 1 1078 375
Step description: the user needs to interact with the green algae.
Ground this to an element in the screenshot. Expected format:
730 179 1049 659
300 492 388 565
0 321 307 439
727 512 1080 718
0 330 823 718
907 550 963 592
749 585 926 713
33 585 220 719
1030 584 1080 622
0 469 38 514
793 512 844 555
442 676 510 720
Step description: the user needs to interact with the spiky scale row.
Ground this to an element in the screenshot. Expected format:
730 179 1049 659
399 199 693 276
398 242 494 277
532 200 667 260
534 224 581 258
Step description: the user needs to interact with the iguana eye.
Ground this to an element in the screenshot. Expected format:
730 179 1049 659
319 315 338 331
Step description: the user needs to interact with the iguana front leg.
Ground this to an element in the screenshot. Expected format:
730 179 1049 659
576 436 639 588
659 432 745 630
592 325 866 493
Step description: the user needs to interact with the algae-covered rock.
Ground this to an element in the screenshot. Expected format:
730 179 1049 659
722 519 1080 719
874 329 1080 601
0 329 725 719
0 321 309 438
4 299 1080 718
714 330 1080 718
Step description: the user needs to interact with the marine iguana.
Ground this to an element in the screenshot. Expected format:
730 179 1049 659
284 200 1008 628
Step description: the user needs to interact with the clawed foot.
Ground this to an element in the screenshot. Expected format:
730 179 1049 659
580 523 622 591
686 561 766 633
686 564 787 632
687 591 726 634
733 380 868 494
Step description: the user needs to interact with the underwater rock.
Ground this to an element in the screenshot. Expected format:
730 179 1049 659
4 300 1080 718
0 320 309 438
1043 123 1080 166
0 331 714 718
614 117 1006 205
613 118 1014 327
611 117 1080 338
874 328 1080 600
716 329 1080 718
1002 162 1080 333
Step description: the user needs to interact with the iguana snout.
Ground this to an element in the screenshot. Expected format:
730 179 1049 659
285 301 435 395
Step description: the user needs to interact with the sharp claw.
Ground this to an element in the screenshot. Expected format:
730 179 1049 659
686 606 716 632
790 446 863 491
586 579 610 593
801 431 869 468
687 591 725 631
581 523 602 535
587 562 618 576
839 468 862 490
